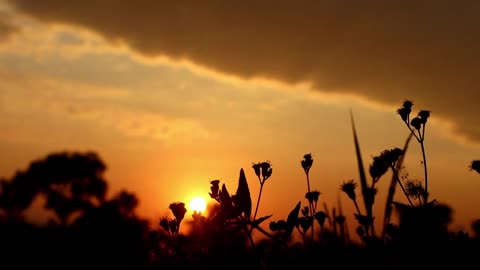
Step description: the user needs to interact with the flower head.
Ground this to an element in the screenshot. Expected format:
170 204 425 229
369 156 389 180
269 220 288 231
159 217 170 233
403 100 414 110
252 163 261 178
169 202 187 223
410 117 422 130
469 160 480 174
314 211 328 227
397 100 415 123
340 180 357 201
301 153 313 174
380 148 403 165
252 161 272 182
405 179 425 199
209 180 221 201
397 107 410 122
260 161 272 180
418 110 431 124
305 190 321 204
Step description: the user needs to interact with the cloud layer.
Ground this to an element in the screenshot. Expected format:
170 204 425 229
7 0 480 143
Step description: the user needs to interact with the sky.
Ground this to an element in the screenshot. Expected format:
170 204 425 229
1 1 480 236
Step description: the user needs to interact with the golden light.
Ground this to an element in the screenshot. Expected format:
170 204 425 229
189 196 207 213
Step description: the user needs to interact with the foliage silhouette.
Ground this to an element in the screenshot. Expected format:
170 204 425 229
0 151 149 270
3 99 480 269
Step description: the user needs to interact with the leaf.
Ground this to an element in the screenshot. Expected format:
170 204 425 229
253 215 272 226
232 168 252 219
286 201 301 235
219 184 236 219
350 111 369 216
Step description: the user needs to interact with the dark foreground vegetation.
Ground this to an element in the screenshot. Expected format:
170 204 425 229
1 100 480 269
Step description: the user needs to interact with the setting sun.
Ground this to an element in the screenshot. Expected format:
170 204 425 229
189 197 207 213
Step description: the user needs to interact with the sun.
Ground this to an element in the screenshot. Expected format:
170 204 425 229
189 196 207 213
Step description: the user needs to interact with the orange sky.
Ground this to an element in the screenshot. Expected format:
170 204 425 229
1 1 480 237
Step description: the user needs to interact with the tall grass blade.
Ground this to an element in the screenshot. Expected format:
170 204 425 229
382 132 413 239
350 111 368 215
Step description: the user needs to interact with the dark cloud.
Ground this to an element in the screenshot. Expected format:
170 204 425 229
0 12 19 42
8 0 480 143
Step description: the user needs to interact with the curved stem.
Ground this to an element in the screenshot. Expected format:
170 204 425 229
391 165 414 206
420 141 429 202
353 199 362 216
406 123 421 142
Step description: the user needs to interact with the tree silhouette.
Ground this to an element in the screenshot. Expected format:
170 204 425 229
0 151 149 270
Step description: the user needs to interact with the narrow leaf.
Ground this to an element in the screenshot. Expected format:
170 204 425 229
286 201 301 235
232 168 252 219
253 214 272 226
219 184 236 219
350 111 369 215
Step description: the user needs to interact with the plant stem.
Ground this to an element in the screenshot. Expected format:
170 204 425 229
306 172 311 194
390 166 414 207
420 141 429 202
353 199 362 216
253 182 264 221
306 172 315 242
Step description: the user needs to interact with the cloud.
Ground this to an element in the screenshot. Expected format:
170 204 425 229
7 0 480 143
0 11 19 42
0 68 212 144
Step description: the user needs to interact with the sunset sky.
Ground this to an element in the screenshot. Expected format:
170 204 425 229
1 1 480 235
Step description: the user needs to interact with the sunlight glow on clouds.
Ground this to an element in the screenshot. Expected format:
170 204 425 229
6 0 480 144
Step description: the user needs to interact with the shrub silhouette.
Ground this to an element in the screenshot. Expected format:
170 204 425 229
0 151 149 270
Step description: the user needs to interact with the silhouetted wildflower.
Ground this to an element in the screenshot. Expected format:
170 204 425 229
381 148 403 165
469 160 480 174
354 214 374 230
403 99 414 110
209 180 221 201
418 110 430 124
397 107 409 122
301 153 313 174
410 117 422 130
260 161 272 180
169 202 187 223
305 190 320 204
314 211 328 227
397 100 413 122
370 156 389 180
168 219 179 234
340 180 357 201
252 161 272 183
159 217 170 233
269 220 288 231
252 163 261 179
298 216 312 231
405 180 425 199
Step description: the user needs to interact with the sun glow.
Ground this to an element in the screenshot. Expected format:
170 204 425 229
189 197 207 213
